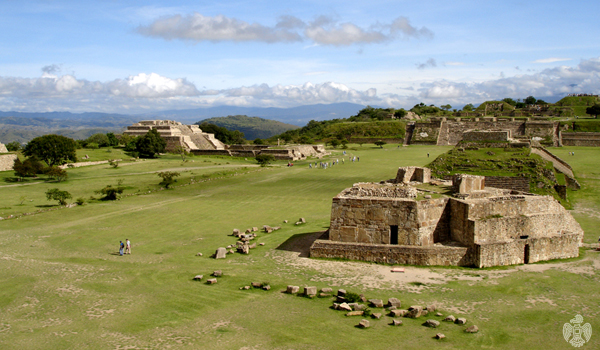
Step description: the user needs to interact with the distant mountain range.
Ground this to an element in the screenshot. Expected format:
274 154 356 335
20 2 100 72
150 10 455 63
0 103 366 143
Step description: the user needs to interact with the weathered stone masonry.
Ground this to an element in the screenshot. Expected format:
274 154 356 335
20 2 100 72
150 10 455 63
310 167 584 268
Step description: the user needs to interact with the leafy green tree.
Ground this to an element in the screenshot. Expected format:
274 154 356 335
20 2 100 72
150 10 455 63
255 154 275 167
23 134 77 166
393 109 407 119
462 104 475 112
440 104 452 111
158 171 180 189
45 188 71 206
106 133 119 146
172 146 189 162
502 98 517 106
586 104 600 118
96 182 125 200
341 140 348 149
524 96 537 105
135 128 166 158
86 133 110 147
329 139 341 148
253 138 265 145
374 140 387 148
13 156 45 180
5 141 21 152
44 166 68 182
198 123 245 144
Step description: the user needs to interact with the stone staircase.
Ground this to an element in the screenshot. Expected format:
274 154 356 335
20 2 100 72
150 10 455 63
436 121 450 146
404 123 415 145
530 147 580 189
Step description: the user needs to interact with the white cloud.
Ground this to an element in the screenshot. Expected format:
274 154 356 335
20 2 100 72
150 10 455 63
417 58 437 70
137 13 433 46
444 61 465 66
533 57 572 64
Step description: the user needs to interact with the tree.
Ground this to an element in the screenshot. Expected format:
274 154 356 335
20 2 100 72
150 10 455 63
524 96 537 105
440 104 452 111
5 141 21 152
462 104 475 112
45 188 71 206
85 133 110 148
329 139 341 148
106 133 119 147
586 104 600 118
135 128 166 158
502 98 517 106
44 166 68 182
172 146 189 162
23 134 77 166
157 171 180 189
96 181 125 200
374 140 387 148
393 109 407 119
255 154 275 167
13 156 45 180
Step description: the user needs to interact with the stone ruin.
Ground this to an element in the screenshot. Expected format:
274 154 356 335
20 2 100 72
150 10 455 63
310 166 584 268
0 142 18 172
123 120 226 152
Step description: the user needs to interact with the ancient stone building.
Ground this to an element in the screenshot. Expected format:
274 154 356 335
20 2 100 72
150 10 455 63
310 167 584 268
0 143 17 172
123 120 226 152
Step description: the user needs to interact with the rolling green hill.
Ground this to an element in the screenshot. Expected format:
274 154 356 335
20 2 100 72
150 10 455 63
197 115 300 140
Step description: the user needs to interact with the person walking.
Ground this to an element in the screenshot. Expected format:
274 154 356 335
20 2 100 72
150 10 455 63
119 241 124 256
125 239 131 254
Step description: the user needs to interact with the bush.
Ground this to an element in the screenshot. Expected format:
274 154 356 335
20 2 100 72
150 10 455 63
45 188 72 206
158 171 180 189
96 180 125 200
255 154 275 167
75 198 86 206
5 141 21 152
86 142 99 149
44 166 68 182
344 292 361 303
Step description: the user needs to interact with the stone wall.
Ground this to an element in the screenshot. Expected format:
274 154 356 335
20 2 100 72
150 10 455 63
462 130 510 142
560 132 600 146
0 143 8 153
410 121 441 144
310 239 470 266
394 166 430 184
0 154 17 172
484 176 530 192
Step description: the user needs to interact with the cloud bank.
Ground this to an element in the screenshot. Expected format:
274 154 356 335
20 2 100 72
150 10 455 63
0 57 599 113
137 13 433 46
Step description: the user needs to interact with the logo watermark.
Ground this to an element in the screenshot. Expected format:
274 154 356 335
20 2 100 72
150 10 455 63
563 314 592 347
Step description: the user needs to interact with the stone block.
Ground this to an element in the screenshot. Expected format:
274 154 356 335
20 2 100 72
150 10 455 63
443 315 456 322
303 286 317 297
435 333 445 339
386 298 402 308
286 285 300 294
214 247 227 259
455 318 467 325
424 319 440 328
346 311 364 317
369 299 384 308
391 319 403 326
207 278 217 284
371 313 382 319
465 325 479 333
193 275 203 281
358 319 370 328
212 270 222 277
406 306 423 318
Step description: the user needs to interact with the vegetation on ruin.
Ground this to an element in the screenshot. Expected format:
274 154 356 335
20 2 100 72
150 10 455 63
0 144 599 349
427 147 565 202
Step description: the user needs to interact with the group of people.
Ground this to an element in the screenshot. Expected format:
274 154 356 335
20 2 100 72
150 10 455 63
119 239 131 256
309 155 361 169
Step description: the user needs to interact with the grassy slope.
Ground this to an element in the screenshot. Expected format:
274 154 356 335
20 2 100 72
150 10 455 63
0 144 599 349
199 115 300 140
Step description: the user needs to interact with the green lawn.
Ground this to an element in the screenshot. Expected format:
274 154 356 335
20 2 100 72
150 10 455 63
0 144 599 349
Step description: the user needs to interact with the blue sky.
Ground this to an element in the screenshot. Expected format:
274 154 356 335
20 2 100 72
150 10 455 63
1 0 599 114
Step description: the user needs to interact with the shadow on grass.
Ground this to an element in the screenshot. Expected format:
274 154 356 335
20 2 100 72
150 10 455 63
276 231 328 257
35 204 55 208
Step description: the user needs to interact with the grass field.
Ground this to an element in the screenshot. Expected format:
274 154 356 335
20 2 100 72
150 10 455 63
0 144 599 349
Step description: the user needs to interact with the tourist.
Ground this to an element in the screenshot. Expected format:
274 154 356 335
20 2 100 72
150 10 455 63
125 239 131 254
427 153 430 158
119 241 124 256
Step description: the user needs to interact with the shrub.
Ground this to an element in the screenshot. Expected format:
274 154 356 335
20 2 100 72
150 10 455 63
96 181 125 200
44 166 68 182
75 198 86 206
255 154 275 167
344 292 361 303
45 188 72 206
158 171 180 189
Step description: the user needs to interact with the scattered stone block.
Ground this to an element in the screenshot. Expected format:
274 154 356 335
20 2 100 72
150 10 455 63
242 286 250 290
406 306 424 318
337 289 347 297
371 313 382 319
262 285 271 291
263 225 273 233
303 286 317 297
338 303 353 312
193 275 203 281
389 309 405 317
273 226 281 231
207 278 217 284
426 304 436 313
248 243 257 249
336 296 347 303
251 282 262 288
369 299 384 308
215 247 227 259
424 195 432 199
321 287 333 293
359 294 368 303
455 318 467 325
212 270 222 277
286 285 300 294
228 249 235 254
443 315 456 322
252 227 258 232
196 252 203 256
318 293 330 298
424 319 440 328
259 242 265 246
358 319 370 328
386 298 402 308
295 222 302 225
435 333 445 339
386 306 397 311
300 218 306 223
422 310 429 316
346 311 364 317
436 312 443 317
245 229 252 234
232 229 240 236
283 220 288 223
465 325 479 333
391 319 403 326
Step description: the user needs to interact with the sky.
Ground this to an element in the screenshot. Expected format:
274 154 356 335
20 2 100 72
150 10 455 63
1 0 599 114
